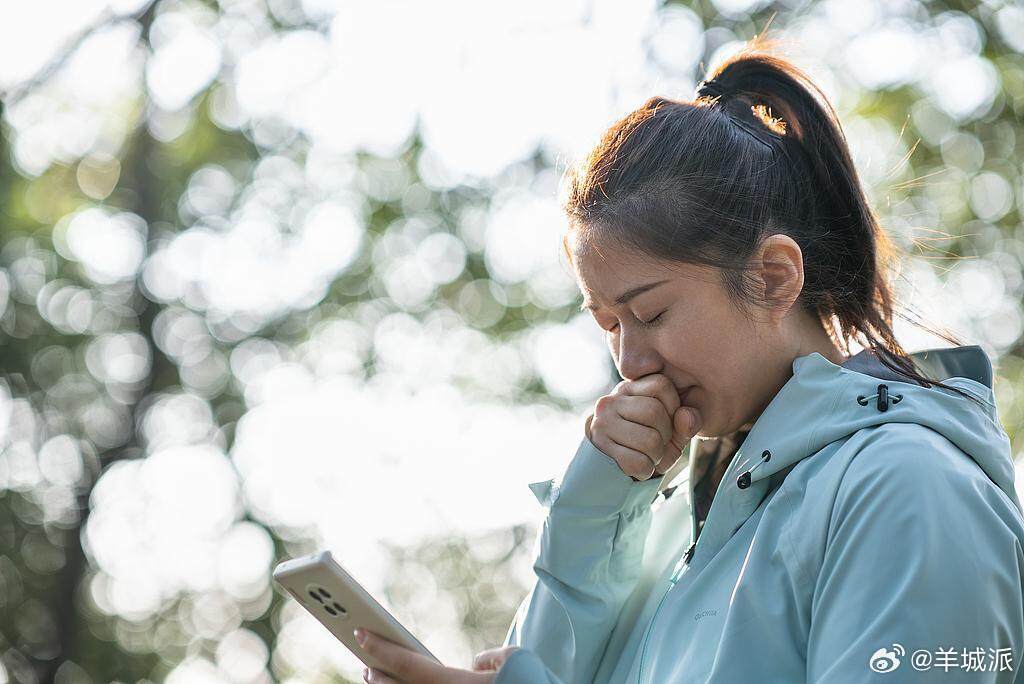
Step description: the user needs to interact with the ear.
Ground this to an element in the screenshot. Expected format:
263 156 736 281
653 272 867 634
753 233 804 324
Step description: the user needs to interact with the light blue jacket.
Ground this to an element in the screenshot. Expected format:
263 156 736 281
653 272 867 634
494 346 1024 683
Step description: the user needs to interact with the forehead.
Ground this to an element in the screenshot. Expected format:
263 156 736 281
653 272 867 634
572 236 704 308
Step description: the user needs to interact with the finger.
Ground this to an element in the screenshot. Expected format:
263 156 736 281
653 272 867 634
597 435 657 480
358 629 445 684
653 407 701 474
364 668 400 684
472 649 497 671
616 374 681 420
472 646 520 671
613 395 673 446
653 445 685 477
605 402 669 465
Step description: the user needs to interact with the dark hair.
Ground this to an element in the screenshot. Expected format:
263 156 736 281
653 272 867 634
559 36 982 407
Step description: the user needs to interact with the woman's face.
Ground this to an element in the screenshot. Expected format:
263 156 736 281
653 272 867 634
573 234 807 439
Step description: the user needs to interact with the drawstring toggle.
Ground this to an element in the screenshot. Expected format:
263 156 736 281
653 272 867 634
857 383 903 412
736 449 771 489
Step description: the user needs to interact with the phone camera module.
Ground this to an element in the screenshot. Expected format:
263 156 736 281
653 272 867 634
323 602 349 618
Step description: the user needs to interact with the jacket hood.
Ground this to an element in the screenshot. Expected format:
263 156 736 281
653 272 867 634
686 345 1020 570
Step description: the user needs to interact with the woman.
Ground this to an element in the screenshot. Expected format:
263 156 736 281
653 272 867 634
356 43 1024 683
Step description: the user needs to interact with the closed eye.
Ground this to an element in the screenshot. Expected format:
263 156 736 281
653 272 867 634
637 311 666 328
606 310 666 332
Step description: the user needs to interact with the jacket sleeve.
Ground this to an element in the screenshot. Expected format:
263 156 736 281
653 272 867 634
805 428 1024 683
493 434 666 684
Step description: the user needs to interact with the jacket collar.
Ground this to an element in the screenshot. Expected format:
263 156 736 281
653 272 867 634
730 346 1011 494
680 345 1017 573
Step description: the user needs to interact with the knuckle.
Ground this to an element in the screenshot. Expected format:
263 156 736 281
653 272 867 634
627 454 648 478
593 434 614 457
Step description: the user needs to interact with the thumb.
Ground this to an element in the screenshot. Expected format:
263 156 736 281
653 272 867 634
671 406 701 445
472 646 520 672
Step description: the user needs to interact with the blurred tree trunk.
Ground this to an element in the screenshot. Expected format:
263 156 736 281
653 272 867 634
41 4 181 680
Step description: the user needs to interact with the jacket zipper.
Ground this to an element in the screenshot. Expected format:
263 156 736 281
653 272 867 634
641 433 739 679
682 540 696 565
638 474 700 682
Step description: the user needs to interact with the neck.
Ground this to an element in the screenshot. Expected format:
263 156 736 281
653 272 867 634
795 315 849 367
736 332 848 433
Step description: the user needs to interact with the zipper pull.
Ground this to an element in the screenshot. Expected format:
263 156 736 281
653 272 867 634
669 541 697 585
683 541 696 565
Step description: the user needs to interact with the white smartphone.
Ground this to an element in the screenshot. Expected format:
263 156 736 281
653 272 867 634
273 550 441 674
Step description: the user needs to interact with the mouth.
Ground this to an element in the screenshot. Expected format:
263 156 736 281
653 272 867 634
678 385 695 405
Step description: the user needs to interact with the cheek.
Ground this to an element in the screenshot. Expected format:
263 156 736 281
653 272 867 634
682 312 762 368
659 302 757 376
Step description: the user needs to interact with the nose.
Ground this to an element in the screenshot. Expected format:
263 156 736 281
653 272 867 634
615 328 662 381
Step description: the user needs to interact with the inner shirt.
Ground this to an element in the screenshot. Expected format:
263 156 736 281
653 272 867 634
689 428 750 542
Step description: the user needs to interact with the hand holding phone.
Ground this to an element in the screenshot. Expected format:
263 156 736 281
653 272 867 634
355 627 521 683
273 551 439 675
273 551 520 682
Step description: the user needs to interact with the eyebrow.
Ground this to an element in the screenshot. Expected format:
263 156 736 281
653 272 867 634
580 279 671 312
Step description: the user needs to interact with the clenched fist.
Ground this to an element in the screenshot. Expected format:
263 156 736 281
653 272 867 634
585 374 701 481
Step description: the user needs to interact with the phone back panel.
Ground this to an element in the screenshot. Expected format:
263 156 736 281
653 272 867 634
273 551 439 673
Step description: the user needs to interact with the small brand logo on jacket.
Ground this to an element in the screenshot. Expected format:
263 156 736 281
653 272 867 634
693 609 718 622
